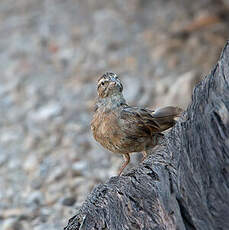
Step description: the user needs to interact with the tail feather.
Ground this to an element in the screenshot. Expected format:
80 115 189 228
152 106 183 132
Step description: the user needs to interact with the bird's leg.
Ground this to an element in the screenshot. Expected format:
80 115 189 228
118 153 130 176
141 151 148 162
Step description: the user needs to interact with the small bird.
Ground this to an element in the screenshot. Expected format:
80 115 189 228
91 72 182 175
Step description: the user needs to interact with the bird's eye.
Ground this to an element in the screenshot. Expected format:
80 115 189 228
101 82 105 86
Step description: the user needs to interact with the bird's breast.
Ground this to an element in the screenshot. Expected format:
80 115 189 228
91 110 123 153
91 108 151 154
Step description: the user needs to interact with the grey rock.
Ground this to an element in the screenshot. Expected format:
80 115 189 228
0 150 8 166
33 223 57 230
154 71 201 109
23 154 39 172
29 103 62 121
46 166 67 184
2 218 22 230
26 191 44 207
61 197 76 206
71 161 88 177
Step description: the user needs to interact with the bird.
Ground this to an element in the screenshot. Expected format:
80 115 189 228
91 72 183 176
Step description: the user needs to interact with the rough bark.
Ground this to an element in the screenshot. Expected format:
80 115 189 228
64 41 229 230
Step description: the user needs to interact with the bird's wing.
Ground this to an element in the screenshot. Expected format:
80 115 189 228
119 106 161 138
152 106 183 119
151 106 183 132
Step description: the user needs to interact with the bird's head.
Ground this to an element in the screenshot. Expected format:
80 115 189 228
97 72 123 98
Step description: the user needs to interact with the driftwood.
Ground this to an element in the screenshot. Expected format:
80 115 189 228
65 41 229 230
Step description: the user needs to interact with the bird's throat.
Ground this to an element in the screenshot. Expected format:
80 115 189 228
97 94 126 111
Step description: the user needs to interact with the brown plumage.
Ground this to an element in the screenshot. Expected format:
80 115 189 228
91 72 183 175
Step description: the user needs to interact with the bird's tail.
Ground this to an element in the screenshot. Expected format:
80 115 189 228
152 106 183 132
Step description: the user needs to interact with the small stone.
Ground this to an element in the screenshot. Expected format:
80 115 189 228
1 208 28 219
0 150 8 166
2 218 22 230
71 161 88 176
0 127 23 143
33 223 56 230
29 103 62 121
8 159 21 170
61 197 76 206
46 166 66 184
26 191 44 207
23 154 38 172
30 178 43 190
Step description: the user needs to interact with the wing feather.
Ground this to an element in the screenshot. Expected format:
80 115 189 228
119 106 161 138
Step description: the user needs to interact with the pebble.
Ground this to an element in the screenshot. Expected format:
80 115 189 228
61 197 76 206
46 166 67 184
0 150 8 166
23 154 39 172
2 218 22 230
26 191 44 207
71 161 88 177
29 103 62 121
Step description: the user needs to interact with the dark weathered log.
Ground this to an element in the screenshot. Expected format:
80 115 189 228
64 42 229 230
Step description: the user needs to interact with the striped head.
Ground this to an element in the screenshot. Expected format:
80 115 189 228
97 72 123 98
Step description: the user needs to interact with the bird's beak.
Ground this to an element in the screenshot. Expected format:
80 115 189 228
109 74 123 92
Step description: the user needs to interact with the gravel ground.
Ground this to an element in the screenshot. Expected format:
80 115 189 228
0 0 228 229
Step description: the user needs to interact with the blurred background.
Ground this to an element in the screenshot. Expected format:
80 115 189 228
0 0 228 229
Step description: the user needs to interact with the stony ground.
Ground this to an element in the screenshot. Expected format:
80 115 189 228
0 0 228 229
